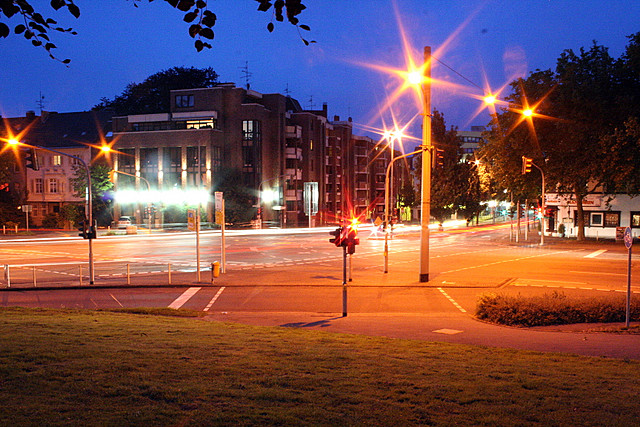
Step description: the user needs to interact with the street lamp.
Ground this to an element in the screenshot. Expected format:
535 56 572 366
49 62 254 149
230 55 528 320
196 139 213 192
417 46 432 283
384 148 422 273
4 139 96 284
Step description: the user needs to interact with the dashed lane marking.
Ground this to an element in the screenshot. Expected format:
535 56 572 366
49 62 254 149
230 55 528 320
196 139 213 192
204 287 226 312
584 249 607 258
168 287 201 309
437 287 467 313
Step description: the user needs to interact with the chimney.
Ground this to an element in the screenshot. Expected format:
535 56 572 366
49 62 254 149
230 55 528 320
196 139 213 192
334 115 340 121
26 111 36 120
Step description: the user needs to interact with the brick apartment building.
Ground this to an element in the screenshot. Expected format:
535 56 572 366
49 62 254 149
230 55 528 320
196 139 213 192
111 83 396 227
2 84 400 229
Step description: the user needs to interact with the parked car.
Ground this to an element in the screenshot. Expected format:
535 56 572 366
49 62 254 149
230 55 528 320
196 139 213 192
115 216 132 229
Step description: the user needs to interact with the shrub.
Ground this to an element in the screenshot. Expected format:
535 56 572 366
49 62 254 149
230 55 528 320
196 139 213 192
476 291 640 326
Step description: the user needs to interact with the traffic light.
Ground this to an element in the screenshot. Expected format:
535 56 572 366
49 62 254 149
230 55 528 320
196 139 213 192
25 148 39 171
521 156 533 174
346 225 360 254
329 227 344 247
433 147 444 168
87 220 97 239
78 218 88 239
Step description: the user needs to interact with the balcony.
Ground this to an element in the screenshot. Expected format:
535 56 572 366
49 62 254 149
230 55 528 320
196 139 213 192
285 147 302 159
286 125 302 139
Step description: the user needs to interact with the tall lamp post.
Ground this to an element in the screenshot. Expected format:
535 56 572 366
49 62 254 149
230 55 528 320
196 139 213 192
384 148 422 273
7 140 96 284
418 46 432 282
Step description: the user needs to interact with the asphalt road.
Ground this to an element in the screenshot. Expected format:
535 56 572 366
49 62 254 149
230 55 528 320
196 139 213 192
1 223 639 359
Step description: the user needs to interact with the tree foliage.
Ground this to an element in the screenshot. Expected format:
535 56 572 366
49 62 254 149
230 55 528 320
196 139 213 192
0 1 311 63
69 162 115 226
480 33 640 240
93 66 219 115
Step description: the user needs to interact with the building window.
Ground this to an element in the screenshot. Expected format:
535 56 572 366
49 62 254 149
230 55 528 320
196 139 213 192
175 94 194 108
211 146 221 174
604 212 620 228
242 120 261 183
139 148 158 186
186 119 216 129
34 178 43 194
186 146 206 186
590 212 603 226
162 147 182 188
52 155 62 166
631 212 640 228
48 178 58 194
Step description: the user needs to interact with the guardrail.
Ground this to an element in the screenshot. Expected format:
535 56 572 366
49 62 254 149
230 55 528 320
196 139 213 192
1 261 221 289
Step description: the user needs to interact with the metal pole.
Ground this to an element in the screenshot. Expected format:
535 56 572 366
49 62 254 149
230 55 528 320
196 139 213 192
541 169 545 245
627 245 632 328
342 246 347 317
525 199 529 240
5 265 10 288
196 204 201 282
384 149 421 274
79 265 82 286
221 198 226 273
168 263 172 285
126 263 130 285
348 253 353 282
32 266 36 287
419 46 432 283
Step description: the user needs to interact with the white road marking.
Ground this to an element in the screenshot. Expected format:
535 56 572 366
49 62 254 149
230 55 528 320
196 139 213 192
437 288 467 313
584 249 607 258
203 287 226 312
570 270 626 276
168 287 201 309
110 294 124 307
433 328 463 335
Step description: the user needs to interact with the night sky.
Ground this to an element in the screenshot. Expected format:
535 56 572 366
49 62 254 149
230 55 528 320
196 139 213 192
1 1 639 141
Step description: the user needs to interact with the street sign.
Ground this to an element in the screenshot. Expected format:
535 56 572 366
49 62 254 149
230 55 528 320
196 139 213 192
624 227 633 249
187 209 196 231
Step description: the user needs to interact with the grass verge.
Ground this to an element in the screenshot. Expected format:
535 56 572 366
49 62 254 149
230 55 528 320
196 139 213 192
1 307 639 425
476 291 640 327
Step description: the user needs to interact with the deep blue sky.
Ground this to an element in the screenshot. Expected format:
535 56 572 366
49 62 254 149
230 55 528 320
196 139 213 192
1 1 639 139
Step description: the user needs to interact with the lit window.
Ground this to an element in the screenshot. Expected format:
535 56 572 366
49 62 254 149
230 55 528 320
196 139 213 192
53 155 62 166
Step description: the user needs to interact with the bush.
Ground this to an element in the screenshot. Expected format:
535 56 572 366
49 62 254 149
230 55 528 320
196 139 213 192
476 291 640 326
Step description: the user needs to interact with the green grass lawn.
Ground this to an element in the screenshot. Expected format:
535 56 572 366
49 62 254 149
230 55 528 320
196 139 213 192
1 307 639 426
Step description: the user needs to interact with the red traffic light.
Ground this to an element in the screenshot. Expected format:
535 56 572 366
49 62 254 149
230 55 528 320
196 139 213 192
329 227 344 247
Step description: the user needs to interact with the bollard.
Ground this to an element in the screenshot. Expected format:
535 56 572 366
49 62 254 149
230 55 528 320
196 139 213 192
4 265 10 288
126 263 131 285
32 266 37 287
79 265 83 286
15 224 18 234
168 263 172 285
211 261 220 283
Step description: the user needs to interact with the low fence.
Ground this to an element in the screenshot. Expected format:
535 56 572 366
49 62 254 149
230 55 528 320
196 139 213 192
1 261 221 289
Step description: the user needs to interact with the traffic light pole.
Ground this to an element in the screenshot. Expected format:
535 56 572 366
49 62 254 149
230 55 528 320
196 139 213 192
384 149 422 273
35 145 95 283
342 245 347 317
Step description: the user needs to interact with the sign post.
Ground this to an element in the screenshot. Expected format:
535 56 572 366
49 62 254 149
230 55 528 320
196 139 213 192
624 227 633 327
215 192 226 273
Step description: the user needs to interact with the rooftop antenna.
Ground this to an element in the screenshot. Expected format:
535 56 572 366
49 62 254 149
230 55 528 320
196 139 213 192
307 95 315 110
283 83 291 97
240 61 252 90
36 91 45 114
